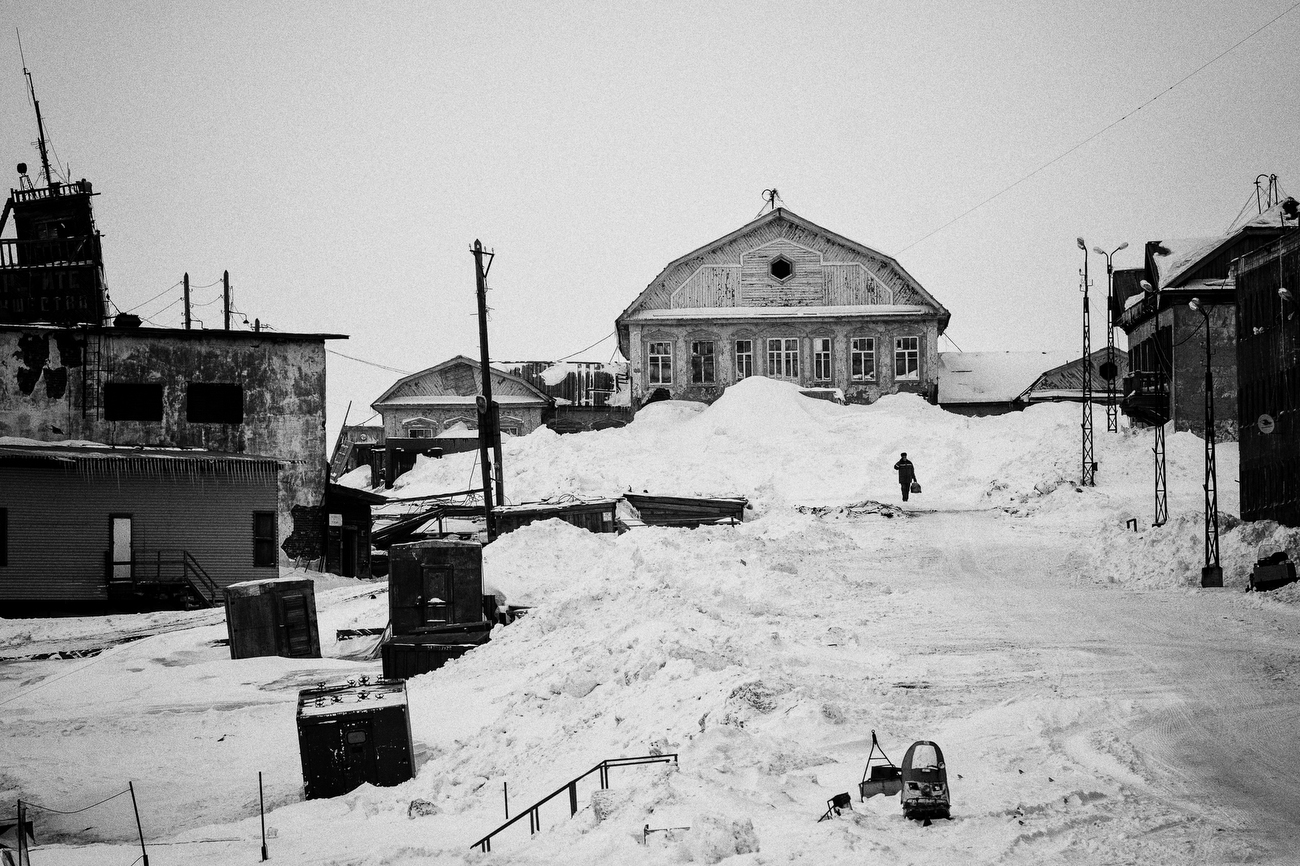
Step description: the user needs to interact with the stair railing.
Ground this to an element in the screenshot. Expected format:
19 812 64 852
470 754 677 852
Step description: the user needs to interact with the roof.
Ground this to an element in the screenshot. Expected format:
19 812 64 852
1019 348 1129 400
0 322 347 342
625 304 933 322
937 352 1074 405
326 482 388 505
372 355 551 410
0 440 281 479
1152 199 1298 289
616 208 950 355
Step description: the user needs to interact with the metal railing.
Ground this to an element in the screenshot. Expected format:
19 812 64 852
0 235 101 269
104 549 221 607
470 754 678 852
9 179 94 202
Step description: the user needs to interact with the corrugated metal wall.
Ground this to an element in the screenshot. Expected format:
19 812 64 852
1 465 279 601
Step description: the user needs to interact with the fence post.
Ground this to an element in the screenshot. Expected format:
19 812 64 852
568 781 577 817
503 781 509 820
128 782 149 866
259 771 268 861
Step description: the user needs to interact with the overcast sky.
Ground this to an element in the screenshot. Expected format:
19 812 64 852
3 1 1298 440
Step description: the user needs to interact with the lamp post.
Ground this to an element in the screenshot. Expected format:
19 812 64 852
1077 238 1095 486
1140 279 1168 528
1092 242 1128 432
1189 297 1221 587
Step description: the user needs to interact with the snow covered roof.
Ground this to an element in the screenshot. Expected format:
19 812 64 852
0 441 280 479
373 394 548 407
1152 200 1298 288
626 304 932 321
937 351 1074 405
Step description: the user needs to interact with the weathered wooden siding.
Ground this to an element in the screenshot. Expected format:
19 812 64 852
670 266 739 308
823 264 891 306
739 240 824 306
1 464 278 602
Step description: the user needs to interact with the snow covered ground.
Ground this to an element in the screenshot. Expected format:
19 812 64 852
4 378 1300 865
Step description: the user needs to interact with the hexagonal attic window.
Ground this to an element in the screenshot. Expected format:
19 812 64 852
769 255 794 281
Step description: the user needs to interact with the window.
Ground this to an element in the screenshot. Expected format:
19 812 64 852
407 427 435 439
766 337 799 380
769 256 794 281
186 382 243 424
813 337 832 382
104 382 163 422
647 341 673 384
851 337 876 381
735 340 754 380
690 341 715 384
895 336 920 381
253 512 277 567
0 508 7 567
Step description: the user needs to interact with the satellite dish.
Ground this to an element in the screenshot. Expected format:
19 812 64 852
1258 414 1276 435
1099 361 1119 381
16 162 27 174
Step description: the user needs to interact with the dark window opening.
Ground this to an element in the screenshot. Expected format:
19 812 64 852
253 511 277 567
187 382 244 424
1 508 8 566
769 256 793 281
104 382 164 422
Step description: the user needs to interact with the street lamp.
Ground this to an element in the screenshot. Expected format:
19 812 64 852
1188 296 1221 587
1077 238 1096 486
1092 242 1128 432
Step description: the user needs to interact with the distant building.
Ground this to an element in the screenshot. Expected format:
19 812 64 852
1020 348 1129 407
1234 228 1300 526
937 350 1128 416
1115 199 1299 439
369 355 552 485
615 208 950 409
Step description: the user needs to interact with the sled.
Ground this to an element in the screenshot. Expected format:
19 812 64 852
858 730 903 800
900 740 950 821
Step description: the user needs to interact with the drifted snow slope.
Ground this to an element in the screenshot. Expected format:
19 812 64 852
3 377 1300 865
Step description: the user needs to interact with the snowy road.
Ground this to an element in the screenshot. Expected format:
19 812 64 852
864 510 1300 863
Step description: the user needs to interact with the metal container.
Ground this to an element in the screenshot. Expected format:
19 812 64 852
296 678 414 799
224 577 320 660
388 540 486 635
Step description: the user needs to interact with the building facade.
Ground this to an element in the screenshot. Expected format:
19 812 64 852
615 209 950 408
0 323 344 564
371 356 552 439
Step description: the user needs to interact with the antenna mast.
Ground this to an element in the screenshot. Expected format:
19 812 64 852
18 33 55 187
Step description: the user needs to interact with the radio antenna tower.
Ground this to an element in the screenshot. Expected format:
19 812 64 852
17 32 55 187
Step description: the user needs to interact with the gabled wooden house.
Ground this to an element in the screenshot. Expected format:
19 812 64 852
615 208 950 408
1115 199 1299 439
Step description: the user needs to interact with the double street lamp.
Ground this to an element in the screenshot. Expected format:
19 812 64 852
1188 297 1221 587
1092 242 1128 432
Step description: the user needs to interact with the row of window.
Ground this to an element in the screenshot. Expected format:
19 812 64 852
0 509 276 569
648 336 920 386
104 382 244 424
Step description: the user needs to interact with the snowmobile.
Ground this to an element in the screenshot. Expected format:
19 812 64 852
899 740 950 821
858 730 902 800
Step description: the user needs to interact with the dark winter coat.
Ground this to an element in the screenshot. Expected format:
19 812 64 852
894 458 915 485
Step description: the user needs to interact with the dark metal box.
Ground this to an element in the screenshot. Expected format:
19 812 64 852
296 678 414 799
224 577 320 660
388 540 486 634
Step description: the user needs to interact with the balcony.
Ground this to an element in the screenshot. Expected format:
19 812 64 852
0 235 102 269
8 179 94 203
1120 371 1170 426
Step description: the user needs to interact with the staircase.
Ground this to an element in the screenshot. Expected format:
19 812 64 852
104 549 222 608
471 754 678 852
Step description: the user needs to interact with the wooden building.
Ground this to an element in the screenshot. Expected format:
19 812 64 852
615 208 950 409
937 351 1074 416
1115 200 1298 439
0 442 280 610
0 323 345 565
321 483 386 579
1234 228 1300 526
1020 348 1129 407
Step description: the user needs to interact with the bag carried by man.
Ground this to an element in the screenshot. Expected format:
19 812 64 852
910 480 921 494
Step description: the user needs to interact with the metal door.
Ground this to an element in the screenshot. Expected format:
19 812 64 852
339 719 376 793
420 564 453 625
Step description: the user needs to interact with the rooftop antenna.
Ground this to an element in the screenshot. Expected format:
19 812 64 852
1255 173 1280 214
17 31 55 188
756 188 783 218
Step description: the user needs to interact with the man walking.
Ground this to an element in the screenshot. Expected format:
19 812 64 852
894 452 916 502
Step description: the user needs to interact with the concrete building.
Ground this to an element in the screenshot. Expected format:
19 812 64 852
616 208 950 408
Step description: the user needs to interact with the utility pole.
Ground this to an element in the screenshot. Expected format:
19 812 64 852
183 272 191 330
1190 297 1221 586
472 240 499 541
223 270 231 331
1153 417 1168 527
1077 238 1096 486
1093 242 1127 432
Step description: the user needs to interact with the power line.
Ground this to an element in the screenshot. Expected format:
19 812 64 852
899 1 1300 254
327 349 413 375
556 331 616 362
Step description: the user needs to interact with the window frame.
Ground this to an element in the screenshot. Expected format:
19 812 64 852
812 336 833 382
253 511 278 568
851 336 876 382
766 336 800 381
894 335 920 381
103 382 164 422
185 382 244 424
735 339 754 380
646 340 673 385
690 340 716 384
